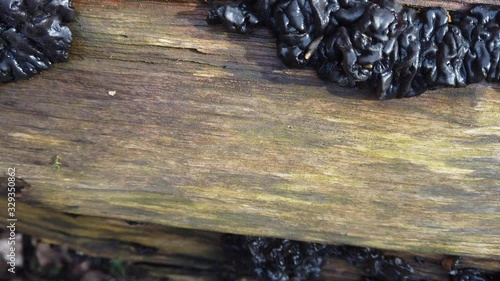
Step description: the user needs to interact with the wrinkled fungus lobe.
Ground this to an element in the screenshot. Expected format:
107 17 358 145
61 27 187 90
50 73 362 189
0 0 75 83
207 0 500 99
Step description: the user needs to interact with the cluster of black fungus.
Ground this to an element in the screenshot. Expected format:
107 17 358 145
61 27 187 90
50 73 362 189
221 235 416 281
450 269 499 281
221 236 500 281
335 246 415 281
207 0 500 99
446 257 500 281
221 235 329 280
443 257 500 281
0 0 75 83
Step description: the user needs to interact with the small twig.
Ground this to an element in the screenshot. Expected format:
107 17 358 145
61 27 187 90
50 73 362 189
304 35 324 61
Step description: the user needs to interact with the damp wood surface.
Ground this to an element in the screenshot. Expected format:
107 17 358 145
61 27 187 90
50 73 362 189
1 202 498 280
0 0 499 265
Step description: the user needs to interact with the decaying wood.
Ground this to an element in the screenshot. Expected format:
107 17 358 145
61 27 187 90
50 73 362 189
401 0 500 10
0 0 498 270
1 202 498 280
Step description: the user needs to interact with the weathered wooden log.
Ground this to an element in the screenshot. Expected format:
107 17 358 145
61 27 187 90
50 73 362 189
0 1 498 277
1 202 498 280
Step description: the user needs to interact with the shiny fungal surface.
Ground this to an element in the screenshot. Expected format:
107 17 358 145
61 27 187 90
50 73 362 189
221 235 500 281
0 0 75 83
451 269 499 281
222 235 329 281
207 0 500 99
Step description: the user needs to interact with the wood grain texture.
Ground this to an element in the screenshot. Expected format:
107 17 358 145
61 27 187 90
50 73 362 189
0 202 498 280
0 201 223 279
399 0 500 10
0 0 499 260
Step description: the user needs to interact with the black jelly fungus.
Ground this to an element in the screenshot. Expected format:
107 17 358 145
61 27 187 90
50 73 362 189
207 0 500 99
221 235 500 281
451 269 499 281
221 235 329 281
364 255 414 281
0 0 75 83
